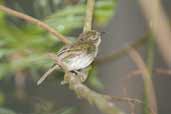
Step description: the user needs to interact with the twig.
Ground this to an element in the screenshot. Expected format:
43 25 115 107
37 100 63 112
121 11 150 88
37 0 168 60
83 0 95 32
139 0 171 64
108 95 143 104
95 34 148 64
37 65 59 85
128 48 157 114
127 68 171 78
122 87 136 114
0 5 71 44
127 70 142 79
47 53 125 114
122 72 156 114
155 68 171 75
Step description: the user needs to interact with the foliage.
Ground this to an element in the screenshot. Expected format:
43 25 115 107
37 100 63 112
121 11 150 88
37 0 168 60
45 0 117 34
0 0 117 81
0 1 117 113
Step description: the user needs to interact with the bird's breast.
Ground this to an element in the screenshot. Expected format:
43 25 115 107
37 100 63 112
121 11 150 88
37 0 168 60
65 53 94 71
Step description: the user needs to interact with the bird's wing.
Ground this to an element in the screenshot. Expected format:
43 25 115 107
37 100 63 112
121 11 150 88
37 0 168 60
57 45 71 56
57 43 88 56
58 44 89 60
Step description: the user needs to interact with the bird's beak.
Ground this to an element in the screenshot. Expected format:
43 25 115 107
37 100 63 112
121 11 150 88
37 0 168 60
100 31 106 36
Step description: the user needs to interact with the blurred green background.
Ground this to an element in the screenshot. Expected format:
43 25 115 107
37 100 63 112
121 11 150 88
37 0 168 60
0 0 117 114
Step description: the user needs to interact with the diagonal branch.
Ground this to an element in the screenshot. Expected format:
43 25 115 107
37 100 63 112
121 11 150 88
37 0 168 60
37 65 59 85
0 5 71 44
47 53 125 114
139 0 171 64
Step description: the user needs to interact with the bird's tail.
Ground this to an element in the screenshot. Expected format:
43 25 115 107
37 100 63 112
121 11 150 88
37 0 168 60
37 65 59 85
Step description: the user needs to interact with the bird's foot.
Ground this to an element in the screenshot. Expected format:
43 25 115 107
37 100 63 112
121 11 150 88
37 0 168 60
61 70 88 85
72 70 88 82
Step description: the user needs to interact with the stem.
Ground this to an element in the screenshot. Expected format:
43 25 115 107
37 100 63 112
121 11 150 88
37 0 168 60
0 5 71 44
144 34 157 114
83 0 95 32
146 35 155 75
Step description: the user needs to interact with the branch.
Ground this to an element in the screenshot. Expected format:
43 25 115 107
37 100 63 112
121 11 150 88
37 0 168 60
128 48 157 114
109 96 143 104
122 73 153 114
155 68 171 75
83 0 95 32
122 87 136 114
95 34 148 64
126 68 171 78
47 53 126 114
0 5 71 45
139 0 171 64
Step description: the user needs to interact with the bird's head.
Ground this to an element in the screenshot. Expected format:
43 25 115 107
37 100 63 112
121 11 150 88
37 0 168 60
78 30 102 47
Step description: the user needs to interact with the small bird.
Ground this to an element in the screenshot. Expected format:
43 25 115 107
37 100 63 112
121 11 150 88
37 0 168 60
37 30 102 85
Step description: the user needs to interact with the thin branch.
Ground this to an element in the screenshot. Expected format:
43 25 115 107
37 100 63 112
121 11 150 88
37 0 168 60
95 34 148 64
128 48 157 114
83 0 95 32
47 53 125 114
37 65 59 85
108 96 143 104
122 76 154 114
139 0 171 64
155 68 171 75
0 5 71 44
122 87 136 114
127 68 171 78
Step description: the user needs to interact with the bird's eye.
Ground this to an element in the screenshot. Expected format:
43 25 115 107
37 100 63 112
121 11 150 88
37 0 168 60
92 37 99 43
91 36 97 40
94 36 98 40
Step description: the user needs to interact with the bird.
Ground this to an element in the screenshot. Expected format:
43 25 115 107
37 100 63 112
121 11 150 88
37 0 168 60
37 30 102 85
